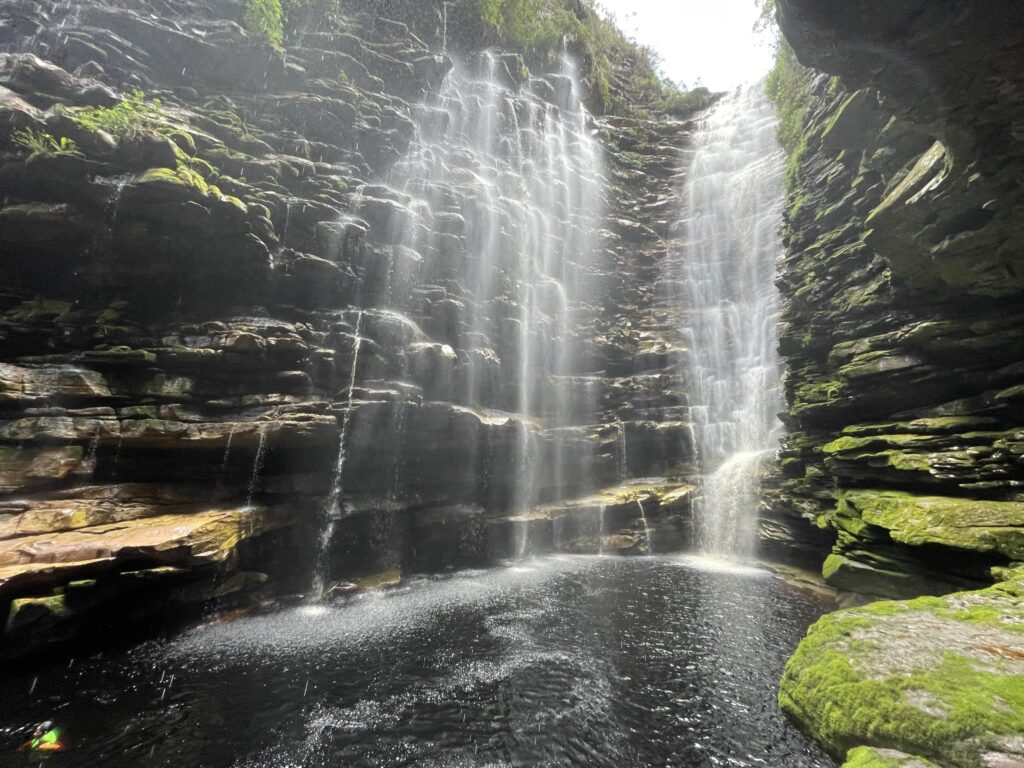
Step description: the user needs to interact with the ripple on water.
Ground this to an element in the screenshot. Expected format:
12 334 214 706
0 556 836 768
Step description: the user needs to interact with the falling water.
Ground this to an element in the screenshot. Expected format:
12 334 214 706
246 425 268 508
220 424 237 473
635 498 653 554
82 423 103 475
312 311 364 595
371 53 604 529
680 83 786 559
616 418 628 479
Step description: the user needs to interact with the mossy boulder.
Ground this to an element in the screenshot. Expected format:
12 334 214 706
842 747 941 768
780 576 1024 767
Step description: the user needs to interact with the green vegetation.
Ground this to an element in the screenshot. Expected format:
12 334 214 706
244 0 284 47
842 746 939 768
766 40 811 188
658 87 718 118
175 147 218 180
757 0 813 188
839 490 1024 560
12 128 83 159
462 0 707 116
71 89 166 139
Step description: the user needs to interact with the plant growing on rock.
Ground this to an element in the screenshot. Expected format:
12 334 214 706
12 128 84 159
657 86 718 118
758 0 813 188
71 89 166 139
244 0 284 47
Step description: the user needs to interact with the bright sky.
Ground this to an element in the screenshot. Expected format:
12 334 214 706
595 0 774 92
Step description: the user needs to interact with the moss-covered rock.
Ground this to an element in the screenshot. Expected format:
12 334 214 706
841 747 941 768
841 491 1024 561
780 576 1024 767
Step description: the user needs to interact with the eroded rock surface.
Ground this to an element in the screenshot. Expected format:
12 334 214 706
772 0 1024 762
0 0 709 657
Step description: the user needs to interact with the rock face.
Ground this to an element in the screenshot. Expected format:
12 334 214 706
773 1 1024 764
772 0 1024 602
0 0 705 657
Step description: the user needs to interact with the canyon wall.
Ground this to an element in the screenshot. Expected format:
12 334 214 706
0 0 705 657
770 0 1024 602
773 2 1024 765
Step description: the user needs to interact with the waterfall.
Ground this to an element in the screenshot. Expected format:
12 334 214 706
313 311 364 596
680 83 786 559
368 52 604 538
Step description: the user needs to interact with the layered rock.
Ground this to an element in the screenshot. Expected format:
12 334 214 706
0 0 704 657
772 0 1024 764
781 571 1024 768
770 0 1024 601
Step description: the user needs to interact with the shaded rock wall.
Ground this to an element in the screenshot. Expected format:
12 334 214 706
774 2 1024 766
0 0 701 656
771 0 1024 602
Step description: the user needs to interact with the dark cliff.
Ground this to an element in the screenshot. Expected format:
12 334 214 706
772 2 1024 766
0 0 701 657
769 0 1024 601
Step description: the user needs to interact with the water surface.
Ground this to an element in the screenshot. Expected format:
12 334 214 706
0 556 834 767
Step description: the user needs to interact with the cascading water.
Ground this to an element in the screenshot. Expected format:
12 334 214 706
360 52 604 551
680 83 786 559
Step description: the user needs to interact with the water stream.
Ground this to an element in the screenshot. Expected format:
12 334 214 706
245 425 268 509
313 310 365 596
680 83 786 559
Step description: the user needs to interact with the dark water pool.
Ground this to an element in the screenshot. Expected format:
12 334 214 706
0 556 835 767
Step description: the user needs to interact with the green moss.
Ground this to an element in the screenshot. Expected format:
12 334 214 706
842 747 939 768
781 582 1024 766
842 418 998 437
5 594 70 635
841 490 1024 560
823 434 938 455
244 0 284 47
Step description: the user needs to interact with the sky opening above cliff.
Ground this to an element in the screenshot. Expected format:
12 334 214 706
597 0 774 92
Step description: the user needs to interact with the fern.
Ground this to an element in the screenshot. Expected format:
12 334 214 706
12 128 84 159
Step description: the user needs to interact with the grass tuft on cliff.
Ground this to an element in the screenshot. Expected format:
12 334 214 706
71 89 167 139
245 0 284 47
12 128 83 160
759 0 813 188
461 0 713 117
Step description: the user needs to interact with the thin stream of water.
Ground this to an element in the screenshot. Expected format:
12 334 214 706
313 310 365 596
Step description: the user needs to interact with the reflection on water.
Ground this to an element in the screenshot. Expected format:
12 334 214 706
0 556 834 767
